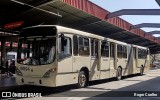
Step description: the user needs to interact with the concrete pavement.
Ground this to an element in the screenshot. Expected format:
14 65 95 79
0 74 23 91
25 68 160 100
1 67 160 99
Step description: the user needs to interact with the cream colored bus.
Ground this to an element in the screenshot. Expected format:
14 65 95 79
16 25 150 88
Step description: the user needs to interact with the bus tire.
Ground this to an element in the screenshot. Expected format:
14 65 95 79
77 70 88 88
116 67 122 81
139 65 144 76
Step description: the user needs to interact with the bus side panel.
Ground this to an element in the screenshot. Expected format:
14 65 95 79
90 58 101 81
99 71 110 80
57 56 75 86
58 57 73 73
109 59 116 78
100 57 110 79
56 73 78 86
72 56 90 75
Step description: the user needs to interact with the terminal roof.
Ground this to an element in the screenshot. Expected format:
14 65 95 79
0 0 160 54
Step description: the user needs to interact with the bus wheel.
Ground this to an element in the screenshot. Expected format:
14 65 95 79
140 66 144 76
78 71 88 88
116 67 122 81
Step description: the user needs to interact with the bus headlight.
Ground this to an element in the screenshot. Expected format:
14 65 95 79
43 68 56 78
16 67 23 76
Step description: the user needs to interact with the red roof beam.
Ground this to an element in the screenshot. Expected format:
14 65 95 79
63 0 159 44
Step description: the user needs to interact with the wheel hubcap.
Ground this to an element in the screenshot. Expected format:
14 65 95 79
141 67 143 74
117 69 121 79
79 74 86 86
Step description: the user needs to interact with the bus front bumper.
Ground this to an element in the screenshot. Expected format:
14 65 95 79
16 75 56 87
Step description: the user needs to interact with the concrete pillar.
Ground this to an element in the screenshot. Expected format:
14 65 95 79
1 39 6 73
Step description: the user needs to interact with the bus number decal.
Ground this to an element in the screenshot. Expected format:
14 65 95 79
20 66 30 71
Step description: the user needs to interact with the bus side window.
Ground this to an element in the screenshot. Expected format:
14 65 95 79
91 39 94 56
141 49 147 59
133 47 136 59
145 50 147 59
123 46 127 58
95 40 98 57
59 36 72 60
78 37 89 56
117 45 123 58
101 41 109 57
138 48 142 59
138 48 147 59
110 43 115 58
91 39 98 57
73 35 78 56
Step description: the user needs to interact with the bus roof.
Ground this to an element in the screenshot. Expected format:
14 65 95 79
23 25 145 47
132 44 148 49
56 25 128 45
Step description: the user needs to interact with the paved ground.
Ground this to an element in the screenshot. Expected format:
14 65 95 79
0 74 17 89
1 67 160 100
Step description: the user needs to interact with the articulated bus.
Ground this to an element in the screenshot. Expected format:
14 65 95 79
16 25 150 88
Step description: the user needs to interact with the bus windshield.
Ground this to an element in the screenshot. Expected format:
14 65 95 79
17 27 57 65
17 36 56 65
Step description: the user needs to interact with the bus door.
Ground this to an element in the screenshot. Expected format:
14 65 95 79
90 39 100 80
58 35 73 73
100 41 110 79
133 47 138 73
116 45 128 75
109 42 116 77
90 39 99 71
72 36 90 73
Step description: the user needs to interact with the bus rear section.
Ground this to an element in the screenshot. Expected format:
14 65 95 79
132 45 150 75
137 47 150 74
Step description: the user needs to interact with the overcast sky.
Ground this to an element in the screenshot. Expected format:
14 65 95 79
89 0 160 37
